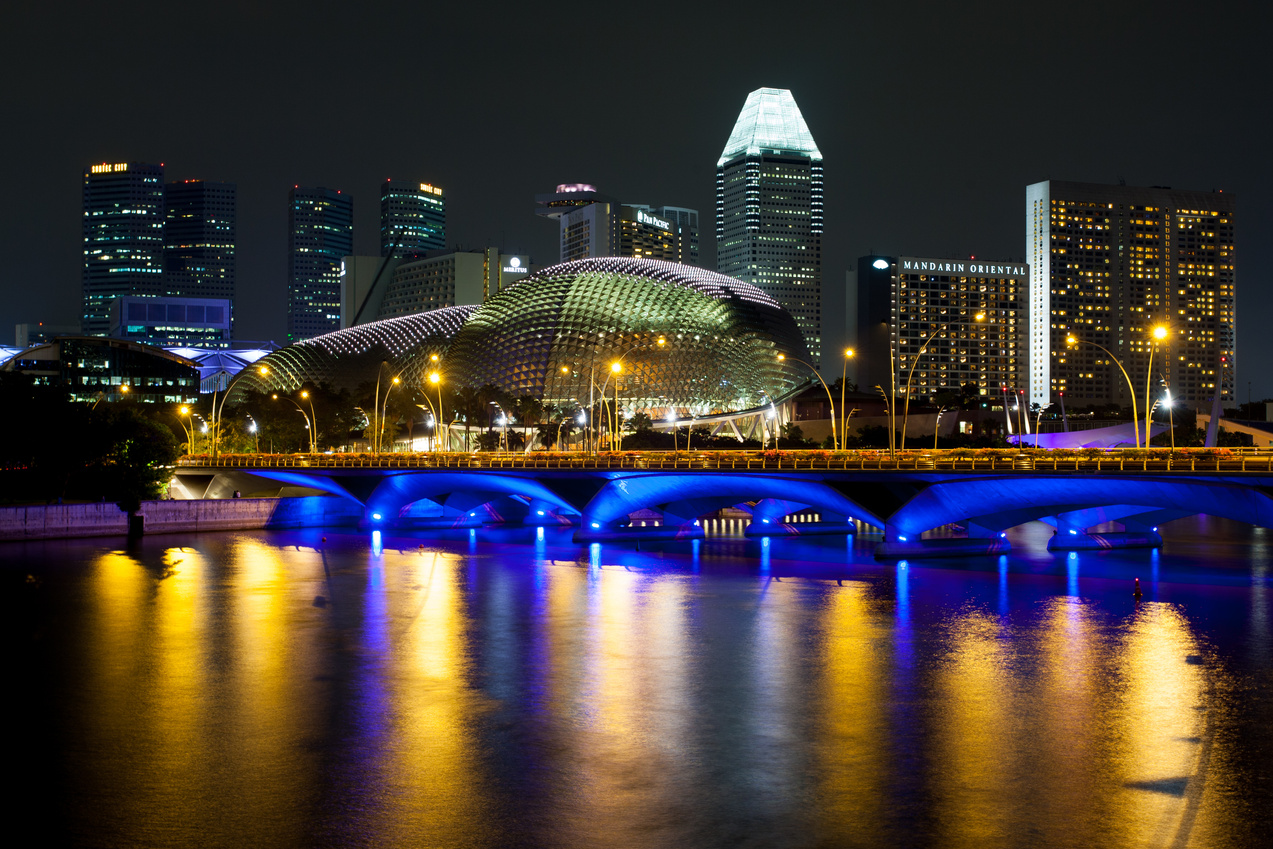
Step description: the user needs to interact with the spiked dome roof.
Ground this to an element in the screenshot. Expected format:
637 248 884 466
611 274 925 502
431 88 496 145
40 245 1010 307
718 87 822 166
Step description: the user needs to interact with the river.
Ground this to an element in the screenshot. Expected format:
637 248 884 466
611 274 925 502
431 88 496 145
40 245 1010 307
6 516 1271 847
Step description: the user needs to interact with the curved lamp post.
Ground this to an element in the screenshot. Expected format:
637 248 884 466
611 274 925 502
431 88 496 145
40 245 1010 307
427 369 446 451
379 375 401 453
900 315 985 451
272 393 315 452
777 353 838 450
1066 333 1142 448
300 390 319 453
1145 325 1168 447
839 348 855 449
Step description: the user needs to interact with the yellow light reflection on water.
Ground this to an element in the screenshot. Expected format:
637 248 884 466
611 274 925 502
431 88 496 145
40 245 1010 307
813 580 891 840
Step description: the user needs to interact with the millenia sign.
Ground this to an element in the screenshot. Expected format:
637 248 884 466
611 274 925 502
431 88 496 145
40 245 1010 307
902 258 1027 277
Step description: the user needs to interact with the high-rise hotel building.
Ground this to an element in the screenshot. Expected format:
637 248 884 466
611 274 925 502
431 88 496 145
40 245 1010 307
380 180 445 257
717 88 823 363
1027 180 1236 409
534 185 699 265
288 187 353 341
82 162 166 336
163 180 236 322
856 255 1027 401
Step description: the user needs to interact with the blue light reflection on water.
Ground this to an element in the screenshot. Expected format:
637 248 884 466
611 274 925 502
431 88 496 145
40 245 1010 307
8 516 1273 848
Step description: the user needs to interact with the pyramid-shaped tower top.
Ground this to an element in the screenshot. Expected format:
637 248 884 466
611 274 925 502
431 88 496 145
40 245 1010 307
718 88 822 167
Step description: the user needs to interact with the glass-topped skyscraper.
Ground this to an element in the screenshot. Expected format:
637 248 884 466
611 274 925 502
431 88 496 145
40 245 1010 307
82 162 166 336
287 186 353 342
380 180 445 258
716 88 824 364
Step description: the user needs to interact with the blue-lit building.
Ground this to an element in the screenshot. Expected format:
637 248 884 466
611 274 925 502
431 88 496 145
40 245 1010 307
380 180 445 258
164 179 236 330
82 162 166 336
716 88 824 364
288 186 353 342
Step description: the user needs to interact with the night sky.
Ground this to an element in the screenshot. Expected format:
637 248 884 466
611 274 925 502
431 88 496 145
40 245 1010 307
5 2 1271 395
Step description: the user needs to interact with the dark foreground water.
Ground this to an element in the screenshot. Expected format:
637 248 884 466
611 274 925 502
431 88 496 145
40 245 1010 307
4 516 1271 848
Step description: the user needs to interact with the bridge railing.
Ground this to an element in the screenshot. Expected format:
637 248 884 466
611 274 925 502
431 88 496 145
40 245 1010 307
174 449 1273 474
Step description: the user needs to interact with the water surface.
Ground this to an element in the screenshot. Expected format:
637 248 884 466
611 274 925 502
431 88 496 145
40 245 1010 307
6 516 1271 847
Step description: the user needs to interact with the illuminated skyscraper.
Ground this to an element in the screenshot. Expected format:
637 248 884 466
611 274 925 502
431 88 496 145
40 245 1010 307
380 180 446 257
716 88 824 363
164 180 236 327
1026 180 1236 408
535 185 698 265
81 162 165 336
288 186 353 342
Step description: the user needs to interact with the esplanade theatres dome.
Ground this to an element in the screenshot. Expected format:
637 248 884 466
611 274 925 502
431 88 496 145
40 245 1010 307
231 258 811 416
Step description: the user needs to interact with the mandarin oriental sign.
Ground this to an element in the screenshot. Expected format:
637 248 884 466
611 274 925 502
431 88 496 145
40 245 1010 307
902 258 1027 277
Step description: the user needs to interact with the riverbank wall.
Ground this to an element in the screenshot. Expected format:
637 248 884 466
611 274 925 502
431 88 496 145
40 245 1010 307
0 496 362 542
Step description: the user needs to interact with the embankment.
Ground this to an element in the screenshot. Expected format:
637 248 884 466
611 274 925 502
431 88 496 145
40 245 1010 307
0 496 362 542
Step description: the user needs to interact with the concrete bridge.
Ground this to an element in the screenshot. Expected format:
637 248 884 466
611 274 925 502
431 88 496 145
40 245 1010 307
173 452 1273 558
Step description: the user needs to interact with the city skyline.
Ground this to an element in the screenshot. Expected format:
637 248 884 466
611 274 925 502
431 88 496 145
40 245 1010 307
3 2 1268 396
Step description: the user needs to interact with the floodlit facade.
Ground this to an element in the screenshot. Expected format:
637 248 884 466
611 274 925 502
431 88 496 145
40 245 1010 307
717 88 824 364
229 258 810 418
82 162 166 336
1027 180 1237 408
288 187 353 342
109 295 232 348
380 180 445 257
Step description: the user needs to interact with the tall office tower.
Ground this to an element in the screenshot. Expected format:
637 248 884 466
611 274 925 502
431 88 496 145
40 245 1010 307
380 180 446 257
857 255 1027 402
164 180 236 327
717 88 824 363
1027 180 1236 409
81 162 165 336
287 187 353 342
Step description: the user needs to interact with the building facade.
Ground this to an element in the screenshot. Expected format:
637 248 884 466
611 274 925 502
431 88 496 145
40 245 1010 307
109 295 232 348
82 162 166 336
163 180 236 320
287 187 353 342
2 337 199 404
1027 180 1236 409
857 256 1027 403
380 180 445 257
716 88 824 364
536 185 698 265
373 248 531 319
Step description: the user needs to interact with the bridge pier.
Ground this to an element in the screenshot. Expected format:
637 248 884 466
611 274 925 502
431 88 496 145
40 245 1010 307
874 522 1010 560
1046 529 1163 551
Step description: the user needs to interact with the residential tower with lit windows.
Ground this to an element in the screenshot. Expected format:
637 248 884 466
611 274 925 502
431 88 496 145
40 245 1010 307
716 88 823 364
287 186 353 342
82 162 166 336
1026 180 1236 409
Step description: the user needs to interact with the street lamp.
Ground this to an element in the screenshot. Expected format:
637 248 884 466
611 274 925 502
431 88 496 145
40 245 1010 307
1066 333 1141 448
899 315 985 451
428 369 446 451
777 352 838 450
176 405 195 453
840 348 855 450
1145 324 1168 446
379 375 401 453
299 390 319 453
272 393 315 452
584 335 665 454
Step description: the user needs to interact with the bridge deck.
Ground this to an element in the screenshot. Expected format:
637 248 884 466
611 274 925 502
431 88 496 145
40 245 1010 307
178 449 1273 475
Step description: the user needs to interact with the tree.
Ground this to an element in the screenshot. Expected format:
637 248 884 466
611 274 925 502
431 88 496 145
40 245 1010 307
628 411 653 432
